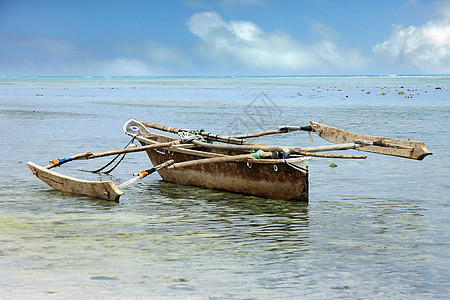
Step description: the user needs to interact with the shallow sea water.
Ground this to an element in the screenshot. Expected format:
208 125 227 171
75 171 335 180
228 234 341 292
0 76 449 299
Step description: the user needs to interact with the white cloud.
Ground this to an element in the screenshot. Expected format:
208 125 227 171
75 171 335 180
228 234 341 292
187 12 369 74
373 2 450 73
6 4 450 76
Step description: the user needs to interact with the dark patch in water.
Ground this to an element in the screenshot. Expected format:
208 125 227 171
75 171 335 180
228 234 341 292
90 276 119 281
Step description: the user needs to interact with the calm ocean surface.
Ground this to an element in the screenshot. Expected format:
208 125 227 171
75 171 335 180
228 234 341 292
0 76 449 299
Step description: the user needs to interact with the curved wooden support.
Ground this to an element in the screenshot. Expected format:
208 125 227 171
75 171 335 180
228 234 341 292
310 121 432 160
28 162 123 201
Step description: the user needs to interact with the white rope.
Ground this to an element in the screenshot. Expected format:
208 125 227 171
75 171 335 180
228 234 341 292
178 131 204 143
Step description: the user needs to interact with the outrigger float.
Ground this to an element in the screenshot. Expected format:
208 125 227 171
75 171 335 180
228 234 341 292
27 120 432 202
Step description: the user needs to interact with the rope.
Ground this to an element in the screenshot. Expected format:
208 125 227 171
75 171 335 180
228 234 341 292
178 131 207 143
87 137 135 173
102 153 127 174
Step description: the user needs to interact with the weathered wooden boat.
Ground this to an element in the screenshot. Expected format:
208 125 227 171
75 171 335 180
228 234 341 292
27 119 432 202
124 120 310 201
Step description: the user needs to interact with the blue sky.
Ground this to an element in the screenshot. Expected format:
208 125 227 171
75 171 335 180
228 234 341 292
1 0 449 76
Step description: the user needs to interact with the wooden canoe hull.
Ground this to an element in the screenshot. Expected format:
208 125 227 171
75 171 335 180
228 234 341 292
27 162 123 201
140 135 309 201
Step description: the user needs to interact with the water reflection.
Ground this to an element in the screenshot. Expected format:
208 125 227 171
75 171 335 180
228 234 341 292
139 180 310 254
147 180 308 213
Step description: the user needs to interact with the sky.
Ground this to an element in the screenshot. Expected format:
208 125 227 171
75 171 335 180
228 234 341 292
1 0 450 76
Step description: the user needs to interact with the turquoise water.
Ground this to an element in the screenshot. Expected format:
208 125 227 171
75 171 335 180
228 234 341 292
0 76 449 298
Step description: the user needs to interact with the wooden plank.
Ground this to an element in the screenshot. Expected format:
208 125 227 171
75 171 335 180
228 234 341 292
310 121 432 160
27 162 123 201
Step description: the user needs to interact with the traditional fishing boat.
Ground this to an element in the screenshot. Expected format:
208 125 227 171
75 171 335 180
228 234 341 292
27 119 432 202
124 120 310 201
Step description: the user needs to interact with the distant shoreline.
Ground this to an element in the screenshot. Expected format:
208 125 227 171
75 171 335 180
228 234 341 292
1 74 450 80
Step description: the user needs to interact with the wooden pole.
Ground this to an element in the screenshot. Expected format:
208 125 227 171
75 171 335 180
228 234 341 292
167 151 273 169
228 125 313 139
137 120 256 145
131 120 367 159
190 140 367 158
117 160 174 189
228 129 286 139
45 141 192 169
